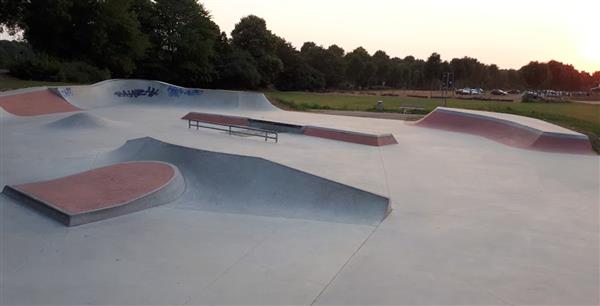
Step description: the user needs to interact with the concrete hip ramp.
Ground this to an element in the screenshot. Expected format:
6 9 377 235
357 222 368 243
96 137 391 225
416 107 595 154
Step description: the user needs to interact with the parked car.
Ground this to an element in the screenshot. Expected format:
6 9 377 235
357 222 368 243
522 91 546 103
455 88 483 95
491 89 508 96
455 88 471 95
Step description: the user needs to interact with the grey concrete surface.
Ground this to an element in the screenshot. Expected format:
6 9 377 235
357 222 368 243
1 80 598 305
94 137 390 225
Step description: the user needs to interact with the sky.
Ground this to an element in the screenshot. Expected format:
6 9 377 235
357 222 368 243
2 0 597 72
203 0 600 72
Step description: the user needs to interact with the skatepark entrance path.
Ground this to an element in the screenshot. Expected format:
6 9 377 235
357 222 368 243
0 79 598 305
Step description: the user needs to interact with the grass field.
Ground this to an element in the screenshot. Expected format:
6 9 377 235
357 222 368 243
266 91 600 151
0 74 75 91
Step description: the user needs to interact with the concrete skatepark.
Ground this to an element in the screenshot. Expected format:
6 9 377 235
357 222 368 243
1 79 598 305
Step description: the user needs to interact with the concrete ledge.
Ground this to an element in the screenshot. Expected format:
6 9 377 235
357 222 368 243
181 112 398 146
303 126 398 146
2 161 185 226
416 107 595 154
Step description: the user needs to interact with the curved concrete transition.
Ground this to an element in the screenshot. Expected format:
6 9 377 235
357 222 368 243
0 89 80 116
416 107 595 154
97 137 391 225
54 79 278 111
45 112 121 129
2 161 184 226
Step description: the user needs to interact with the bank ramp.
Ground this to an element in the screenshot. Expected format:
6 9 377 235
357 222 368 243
416 107 594 154
96 137 391 225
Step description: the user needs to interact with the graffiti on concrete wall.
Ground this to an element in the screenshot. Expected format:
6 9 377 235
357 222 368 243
167 86 203 97
59 87 73 97
114 87 160 98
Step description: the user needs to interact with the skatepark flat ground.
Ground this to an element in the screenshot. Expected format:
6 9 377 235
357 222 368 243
1 81 598 305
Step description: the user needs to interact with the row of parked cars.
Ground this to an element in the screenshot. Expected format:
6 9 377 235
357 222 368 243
455 88 509 96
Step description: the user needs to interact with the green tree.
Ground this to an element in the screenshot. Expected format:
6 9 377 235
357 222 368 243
217 48 262 89
139 0 220 86
89 0 148 76
372 50 390 86
345 47 374 89
424 52 442 88
299 42 345 88
231 15 283 86
325 45 346 88
520 61 551 89
0 40 34 68
17 0 147 76
0 0 26 35
592 71 600 87
276 38 324 90
386 57 407 88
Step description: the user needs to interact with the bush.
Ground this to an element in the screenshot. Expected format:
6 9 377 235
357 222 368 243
57 61 111 83
9 54 61 81
9 54 110 83
0 41 35 69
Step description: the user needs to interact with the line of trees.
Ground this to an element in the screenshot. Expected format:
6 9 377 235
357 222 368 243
1 0 599 91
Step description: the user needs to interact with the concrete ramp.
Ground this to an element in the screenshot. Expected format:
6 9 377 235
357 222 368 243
97 137 391 225
45 112 122 129
3 161 184 226
416 107 595 154
0 88 80 116
54 79 278 112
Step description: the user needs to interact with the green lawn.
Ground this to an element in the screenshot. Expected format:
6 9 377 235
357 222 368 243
0 75 75 91
266 91 600 138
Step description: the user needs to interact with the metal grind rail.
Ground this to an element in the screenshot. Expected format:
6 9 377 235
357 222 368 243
187 119 278 143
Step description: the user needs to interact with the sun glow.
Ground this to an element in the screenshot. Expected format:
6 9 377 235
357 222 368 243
570 2 600 72
204 0 600 73
577 32 600 71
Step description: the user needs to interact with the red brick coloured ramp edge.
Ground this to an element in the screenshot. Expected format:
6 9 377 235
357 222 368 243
0 89 80 116
2 161 184 226
302 126 398 146
416 108 595 154
182 112 250 126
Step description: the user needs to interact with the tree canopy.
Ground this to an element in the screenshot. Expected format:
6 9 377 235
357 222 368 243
1 2 598 91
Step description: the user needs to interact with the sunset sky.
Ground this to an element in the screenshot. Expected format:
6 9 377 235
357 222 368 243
203 0 600 72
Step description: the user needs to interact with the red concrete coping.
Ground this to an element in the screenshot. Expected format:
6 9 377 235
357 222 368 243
0 89 80 116
303 126 398 146
416 108 595 154
182 112 249 126
14 162 175 215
